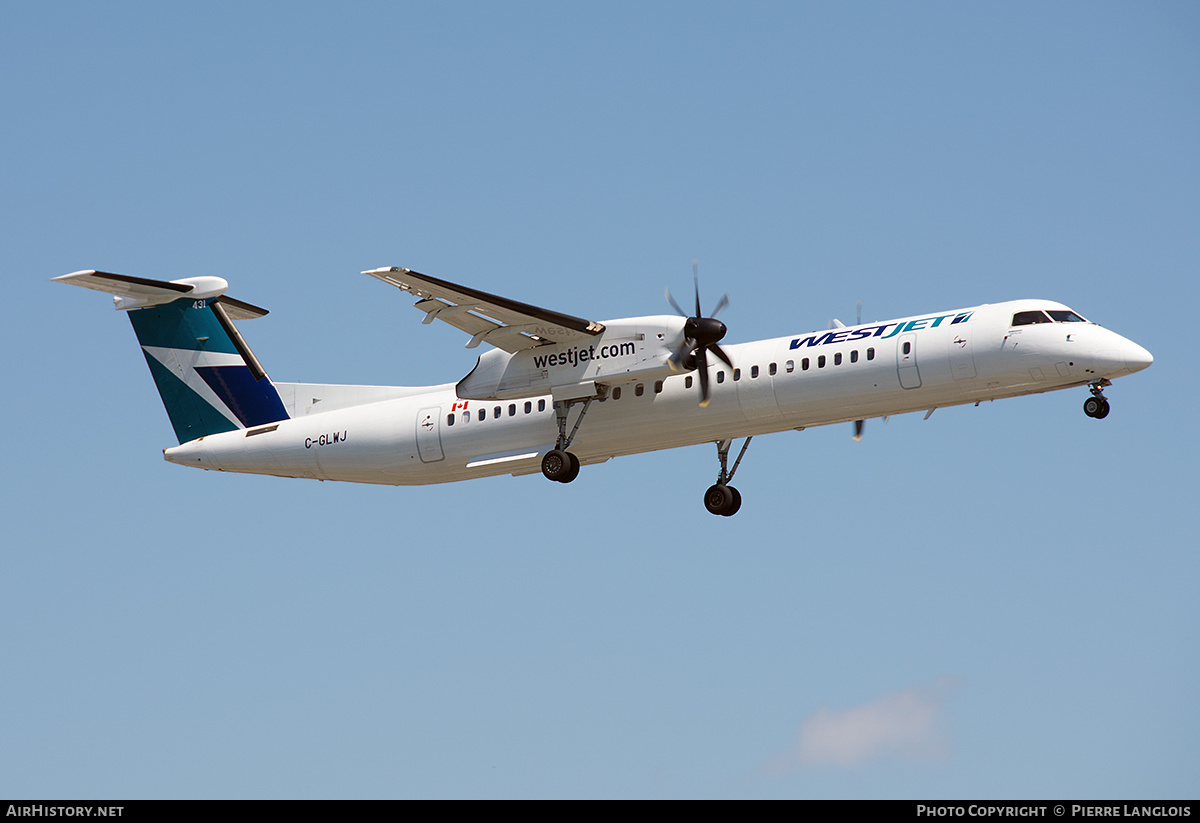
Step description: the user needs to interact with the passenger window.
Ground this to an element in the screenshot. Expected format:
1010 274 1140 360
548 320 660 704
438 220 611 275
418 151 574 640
867 347 875 361
613 387 621 400
802 358 809 371
751 365 760 378
654 380 663 393
733 369 741 381
850 350 859 363
494 406 501 419
786 360 794 373
524 401 532 414
769 363 777 376
635 383 645 397
903 341 911 355
446 414 454 426
1012 310 1052 326
834 352 842 366
685 376 693 389
538 399 546 412
462 411 469 424
478 409 486 422
717 371 725 384
818 355 826 368
508 403 516 416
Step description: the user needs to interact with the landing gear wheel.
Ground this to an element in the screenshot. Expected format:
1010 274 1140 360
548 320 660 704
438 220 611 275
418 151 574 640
704 483 741 516
1083 396 1110 419
561 451 581 483
704 484 731 515
542 449 575 482
727 486 742 516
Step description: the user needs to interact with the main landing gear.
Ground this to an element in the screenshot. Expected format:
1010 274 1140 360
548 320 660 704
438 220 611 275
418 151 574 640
541 398 592 484
705 437 752 517
542 448 580 483
1083 379 1111 419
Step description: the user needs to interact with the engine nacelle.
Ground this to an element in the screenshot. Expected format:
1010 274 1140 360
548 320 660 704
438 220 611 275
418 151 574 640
456 316 688 400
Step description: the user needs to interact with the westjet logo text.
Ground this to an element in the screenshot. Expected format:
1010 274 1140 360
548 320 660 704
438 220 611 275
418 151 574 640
533 342 637 369
790 312 973 350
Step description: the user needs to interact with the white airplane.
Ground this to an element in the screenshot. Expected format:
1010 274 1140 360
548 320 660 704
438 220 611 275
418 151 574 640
55 265 1152 516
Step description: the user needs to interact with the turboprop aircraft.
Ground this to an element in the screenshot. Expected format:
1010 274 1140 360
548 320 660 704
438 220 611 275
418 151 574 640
54 265 1152 516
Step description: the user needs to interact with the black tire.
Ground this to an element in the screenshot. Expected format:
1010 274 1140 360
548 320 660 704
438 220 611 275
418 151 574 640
1094 398 1110 419
704 483 733 516
559 451 581 483
1083 397 1101 418
726 486 742 516
542 449 571 482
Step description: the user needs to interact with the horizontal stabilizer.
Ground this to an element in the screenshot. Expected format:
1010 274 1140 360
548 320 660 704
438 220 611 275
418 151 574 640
54 270 268 318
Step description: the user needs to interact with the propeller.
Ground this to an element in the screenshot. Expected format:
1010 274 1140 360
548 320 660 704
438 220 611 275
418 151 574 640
666 260 732 407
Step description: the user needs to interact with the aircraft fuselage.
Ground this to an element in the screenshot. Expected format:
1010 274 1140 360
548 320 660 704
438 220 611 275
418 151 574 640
162 298 1152 485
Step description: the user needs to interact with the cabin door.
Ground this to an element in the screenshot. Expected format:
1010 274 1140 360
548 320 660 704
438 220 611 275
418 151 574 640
896 333 922 389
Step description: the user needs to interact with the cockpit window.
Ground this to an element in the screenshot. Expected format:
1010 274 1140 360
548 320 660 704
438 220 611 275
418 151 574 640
1048 310 1087 323
1012 310 1053 326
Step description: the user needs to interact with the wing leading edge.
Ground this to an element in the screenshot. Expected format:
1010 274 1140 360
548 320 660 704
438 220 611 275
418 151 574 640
365 267 604 353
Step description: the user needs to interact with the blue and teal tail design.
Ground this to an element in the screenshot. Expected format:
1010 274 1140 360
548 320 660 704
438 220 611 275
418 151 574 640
129 297 289 443
55 270 289 444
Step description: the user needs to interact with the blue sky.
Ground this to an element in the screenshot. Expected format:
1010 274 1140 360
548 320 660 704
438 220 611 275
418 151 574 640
3 1 1197 798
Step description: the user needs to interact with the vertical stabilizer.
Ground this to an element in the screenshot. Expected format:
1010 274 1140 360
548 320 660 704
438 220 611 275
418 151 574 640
55 270 289 444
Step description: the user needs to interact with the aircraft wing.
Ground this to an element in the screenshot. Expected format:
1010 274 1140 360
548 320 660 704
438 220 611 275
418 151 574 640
365 267 605 353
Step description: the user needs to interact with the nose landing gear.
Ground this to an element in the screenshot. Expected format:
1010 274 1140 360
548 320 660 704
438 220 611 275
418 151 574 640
704 437 752 516
1084 379 1111 419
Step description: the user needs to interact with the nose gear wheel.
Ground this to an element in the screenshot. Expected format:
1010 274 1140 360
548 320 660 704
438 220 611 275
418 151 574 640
1084 379 1112 419
703 437 752 516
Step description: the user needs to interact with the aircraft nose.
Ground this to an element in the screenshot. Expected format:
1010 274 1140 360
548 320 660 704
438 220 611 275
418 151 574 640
1123 340 1153 374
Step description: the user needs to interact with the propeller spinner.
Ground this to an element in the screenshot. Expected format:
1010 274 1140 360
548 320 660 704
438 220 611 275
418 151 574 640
666 260 733 407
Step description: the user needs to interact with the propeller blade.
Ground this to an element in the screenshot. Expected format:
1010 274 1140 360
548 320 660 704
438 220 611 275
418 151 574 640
697 348 711 407
853 419 864 441
665 288 688 318
671 261 732 408
668 337 697 372
709 342 733 369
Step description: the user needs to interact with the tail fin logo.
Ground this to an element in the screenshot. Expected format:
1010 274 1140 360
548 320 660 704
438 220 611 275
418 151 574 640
129 298 288 443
